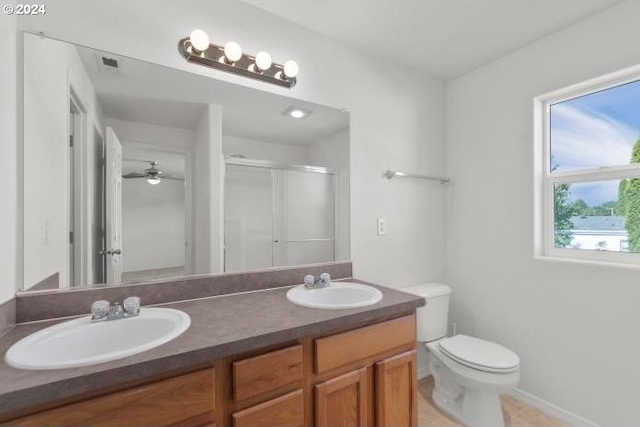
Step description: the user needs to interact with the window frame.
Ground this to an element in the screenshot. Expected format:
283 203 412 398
534 65 640 267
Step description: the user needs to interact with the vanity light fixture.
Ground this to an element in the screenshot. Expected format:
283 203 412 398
282 106 312 119
179 29 298 88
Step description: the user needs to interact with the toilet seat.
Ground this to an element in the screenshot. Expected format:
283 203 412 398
438 335 520 373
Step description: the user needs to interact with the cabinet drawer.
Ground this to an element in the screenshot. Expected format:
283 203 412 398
315 315 415 374
233 344 303 402
11 368 215 427
232 389 304 427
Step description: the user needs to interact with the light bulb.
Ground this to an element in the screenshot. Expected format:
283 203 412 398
189 29 210 52
255 51 272 71
283 60 299 79
224 41 243 62
146 176 162 185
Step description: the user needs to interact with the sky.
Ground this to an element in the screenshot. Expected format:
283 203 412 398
550 79 640 206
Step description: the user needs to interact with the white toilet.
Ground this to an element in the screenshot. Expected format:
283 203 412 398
402 283 520 427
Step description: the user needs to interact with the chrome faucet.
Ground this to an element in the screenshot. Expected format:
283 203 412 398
91 297 140 322
304 273 331 289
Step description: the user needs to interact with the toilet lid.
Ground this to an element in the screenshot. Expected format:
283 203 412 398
438 335 520 373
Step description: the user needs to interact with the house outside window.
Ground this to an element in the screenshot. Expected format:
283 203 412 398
534 66 640 266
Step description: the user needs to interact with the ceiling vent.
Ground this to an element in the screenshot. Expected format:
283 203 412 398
95 52 122 76
101 56 119 68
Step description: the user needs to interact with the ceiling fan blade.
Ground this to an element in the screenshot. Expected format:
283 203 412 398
124 158 156 164
122 172 146 179
163 176 185 181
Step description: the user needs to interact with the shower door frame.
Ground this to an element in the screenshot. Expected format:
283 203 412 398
223 157 337 271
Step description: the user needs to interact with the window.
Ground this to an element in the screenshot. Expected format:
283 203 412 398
535 68 640 266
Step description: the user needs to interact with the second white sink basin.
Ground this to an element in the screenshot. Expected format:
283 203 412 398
5 307 190 370
286 282 383 309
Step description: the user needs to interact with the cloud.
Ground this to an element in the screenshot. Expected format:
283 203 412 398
550 103 638 173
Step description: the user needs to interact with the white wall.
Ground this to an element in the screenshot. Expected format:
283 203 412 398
0 11 17 304
309 129 350 261
22 33 105 290
446 2 640 426
107 118 195 150
193 105 224 274
223 135 309 165
18 0 447 288
122 178 185 272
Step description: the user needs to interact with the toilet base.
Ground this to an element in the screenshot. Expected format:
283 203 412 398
427 343 518 427
430 357 506 427
460 388 505 427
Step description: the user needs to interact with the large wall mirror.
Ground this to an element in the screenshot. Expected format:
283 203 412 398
21 33 350 292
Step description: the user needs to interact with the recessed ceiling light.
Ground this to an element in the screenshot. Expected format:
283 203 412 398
282 106 313 119
290 109 306 119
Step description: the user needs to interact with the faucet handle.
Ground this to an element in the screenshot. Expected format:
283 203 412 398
304 274 315 287
123 296 141 316
320 273 331 284
91 300 110 320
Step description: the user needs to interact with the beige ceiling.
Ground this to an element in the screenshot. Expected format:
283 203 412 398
242 0 624 79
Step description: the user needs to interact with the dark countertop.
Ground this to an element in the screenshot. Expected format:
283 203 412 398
0 282 424 418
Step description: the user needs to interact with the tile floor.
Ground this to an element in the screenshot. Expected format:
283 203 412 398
418 376 571 427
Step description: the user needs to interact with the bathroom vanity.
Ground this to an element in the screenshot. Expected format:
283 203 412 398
6 316 416 427
0 277 423 427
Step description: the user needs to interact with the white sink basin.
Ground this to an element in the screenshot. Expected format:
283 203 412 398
5 307 190 370
286 282 383 309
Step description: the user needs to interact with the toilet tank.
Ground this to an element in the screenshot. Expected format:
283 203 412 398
401 283 451 342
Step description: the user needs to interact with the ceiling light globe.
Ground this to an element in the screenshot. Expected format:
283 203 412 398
146 176 162 185
189 29 210 52
255 51 272 71
224 41 243 62
283 60 299 78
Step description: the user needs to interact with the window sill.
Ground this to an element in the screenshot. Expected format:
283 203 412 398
534 253 640 271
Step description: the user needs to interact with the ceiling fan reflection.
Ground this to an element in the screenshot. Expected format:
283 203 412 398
122 160 183 185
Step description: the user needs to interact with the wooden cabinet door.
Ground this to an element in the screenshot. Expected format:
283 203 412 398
375 350 417 427
315 368 369 427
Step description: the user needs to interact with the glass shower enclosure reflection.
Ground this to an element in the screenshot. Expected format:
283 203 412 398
224 159 336 272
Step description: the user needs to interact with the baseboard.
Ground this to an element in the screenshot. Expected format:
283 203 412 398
510 388 602 427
